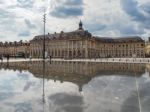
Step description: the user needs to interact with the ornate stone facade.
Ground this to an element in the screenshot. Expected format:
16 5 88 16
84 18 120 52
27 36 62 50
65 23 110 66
0 21 146 58
0 61 145 91
30 21 145 58
0 40 30 57
145 37 150 57
94 37 145 58
30 30 92 58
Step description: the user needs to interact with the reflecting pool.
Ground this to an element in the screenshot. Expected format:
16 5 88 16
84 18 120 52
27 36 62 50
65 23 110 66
0 61 150 112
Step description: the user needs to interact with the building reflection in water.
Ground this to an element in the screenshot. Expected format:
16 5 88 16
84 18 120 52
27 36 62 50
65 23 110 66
42 60 46 112
0 61 147 92
1 61 150 112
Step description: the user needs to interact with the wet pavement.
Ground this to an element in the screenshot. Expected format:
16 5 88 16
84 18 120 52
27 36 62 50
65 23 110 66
1 57 150 63
0 61 150 112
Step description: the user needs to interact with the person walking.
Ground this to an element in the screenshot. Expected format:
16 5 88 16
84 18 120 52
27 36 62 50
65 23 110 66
6 54 9 63
0 54 3 63
49 55 52 64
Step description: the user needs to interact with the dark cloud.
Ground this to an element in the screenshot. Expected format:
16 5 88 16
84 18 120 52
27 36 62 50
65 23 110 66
121 0 145 21
49 93 83 112
24 19 36 29
121 0 150 29
50 0 83 18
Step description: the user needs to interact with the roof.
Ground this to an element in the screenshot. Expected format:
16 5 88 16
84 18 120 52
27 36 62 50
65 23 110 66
93 36 145 43
0 41 30 47
31 29 92 42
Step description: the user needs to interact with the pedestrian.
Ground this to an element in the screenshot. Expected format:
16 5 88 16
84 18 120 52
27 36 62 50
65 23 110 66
0 55 3 63
49 55 52 64
7 54 9 63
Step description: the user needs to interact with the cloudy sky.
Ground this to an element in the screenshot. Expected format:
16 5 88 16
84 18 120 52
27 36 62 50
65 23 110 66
0 0 150 42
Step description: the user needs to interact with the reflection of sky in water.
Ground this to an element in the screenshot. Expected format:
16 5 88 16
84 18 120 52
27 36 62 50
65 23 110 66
0 68 150 112
0 69 80 112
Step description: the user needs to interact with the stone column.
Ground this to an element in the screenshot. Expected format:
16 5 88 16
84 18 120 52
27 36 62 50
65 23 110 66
89 40 91 58
67 41 70 59
81 41 83 58
85 40 88 58
72 41 73 59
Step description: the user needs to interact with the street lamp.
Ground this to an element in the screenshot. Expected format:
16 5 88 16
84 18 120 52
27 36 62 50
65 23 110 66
43 10 46 107
42 10 46 105
43 11 46 60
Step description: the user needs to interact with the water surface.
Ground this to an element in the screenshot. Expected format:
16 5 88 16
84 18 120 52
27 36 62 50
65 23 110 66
0 61 149 112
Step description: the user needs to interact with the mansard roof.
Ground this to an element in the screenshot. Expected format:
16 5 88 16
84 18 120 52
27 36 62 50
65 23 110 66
94 36 145 43
0 41 30 47
113 36 144 42
94 37 113 42
31 29 92 41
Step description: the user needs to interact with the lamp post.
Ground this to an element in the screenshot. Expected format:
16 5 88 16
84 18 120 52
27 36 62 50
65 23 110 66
43 11 46 60
42 10 46 105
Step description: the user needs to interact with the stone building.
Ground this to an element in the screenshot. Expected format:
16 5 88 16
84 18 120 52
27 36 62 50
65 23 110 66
30 21 93 58
95 37 145 58
30 21 145 58
0 61 145 91
0 40 30 57
145 37 150 57
0 21 146 58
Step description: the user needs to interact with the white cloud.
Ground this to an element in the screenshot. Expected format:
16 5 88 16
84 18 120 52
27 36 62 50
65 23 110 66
0 0 150 42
